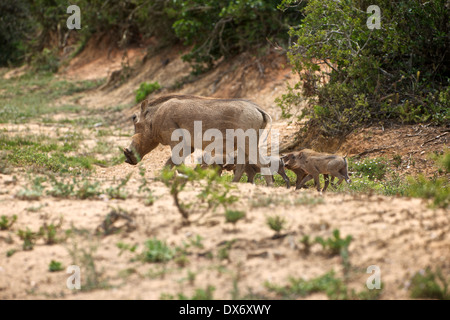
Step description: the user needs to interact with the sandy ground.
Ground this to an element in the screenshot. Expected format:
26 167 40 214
0 41 448 300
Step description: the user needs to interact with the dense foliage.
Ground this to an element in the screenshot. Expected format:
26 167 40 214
277 0 449 135
0 0 300 72
2 1 448 133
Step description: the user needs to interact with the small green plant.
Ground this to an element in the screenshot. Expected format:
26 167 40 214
16 177 46 200
68 240 108 291
75 179 101 199
409 267 449 300
265 271 382 300
405 175 449 209
178 285 215 300
17 228 38 250
175 254 190 267
39 219 64 245
159 165 238 224
440 151 450 173
138 166 155 206
141 238 174 263
144 191 156 206
0 215 17 230
0 153 11 174
315 229 353 256
266 215 287 235
6 249 17 257
225 210 246 227
300 235 312 254
217 240 235 261
187 270 196 285
31 48 60 73
116 242 138 256
187 235 204 249
49 260 64 272
135 81 161 103
392 154 402 168
105 174 131 200
47 177 75 198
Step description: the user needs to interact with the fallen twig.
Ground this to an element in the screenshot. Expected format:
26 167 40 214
354 146 394 158
421 131 448 147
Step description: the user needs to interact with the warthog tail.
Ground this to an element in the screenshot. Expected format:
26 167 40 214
255 106 272 147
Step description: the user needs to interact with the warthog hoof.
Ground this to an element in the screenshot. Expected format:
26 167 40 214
123 148 138 165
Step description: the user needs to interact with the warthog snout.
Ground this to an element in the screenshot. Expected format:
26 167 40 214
123 147 138 165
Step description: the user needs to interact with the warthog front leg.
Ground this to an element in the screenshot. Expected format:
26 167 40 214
232 164 246 183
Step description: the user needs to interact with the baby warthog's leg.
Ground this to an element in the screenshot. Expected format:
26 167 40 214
322 174 330 192
232 164 246 182
329 170 346 185
245 165 258 184
277 163 291 189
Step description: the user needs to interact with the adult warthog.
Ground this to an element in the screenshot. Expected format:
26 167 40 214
123 95 275 184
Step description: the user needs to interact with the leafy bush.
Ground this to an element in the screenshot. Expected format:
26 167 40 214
0 1 31 66
405 175 449 209
135 82 161 103
266 215 286 234
141 238 174 263
350 157 388 181
266 270 382 300
225 210 246 226
31 48 60 73
16 177 46 200
315 229 353 256
409 268 449 300
49 260 64 272
75 180 101 199
159 165 239 223
170 0 301 74
39 220 64 245
0 215 17 231
278 0 450 137
105 174 131 200
17 228 38 250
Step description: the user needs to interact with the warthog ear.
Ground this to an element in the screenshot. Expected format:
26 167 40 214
140 99 149 114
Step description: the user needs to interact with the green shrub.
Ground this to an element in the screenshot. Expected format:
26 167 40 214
179 285 215 300
278 0 450 137
159 165 239 223
170 0 300 74
31 48 60 73
350 158 388 181
39 220 64 245
17 228 38 250
105 174 131 200
0 215 17 231
225 210 246 226
141 238 174 263
49 260 64 272
266 215 286 234
0 1 31 66
409 268 449 300
315 229 352 256
16 177 46 200
266 270 382 300
135 82 161 103
405 175 449 209
75 180 101 199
